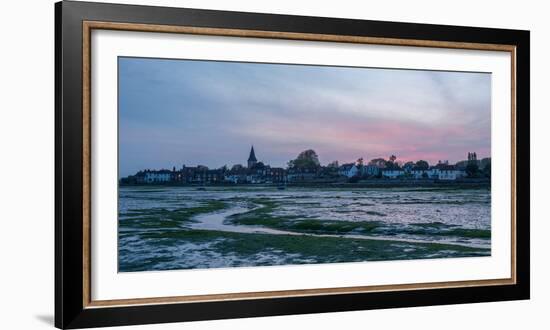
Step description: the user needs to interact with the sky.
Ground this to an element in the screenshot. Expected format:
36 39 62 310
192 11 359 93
118 57 491 177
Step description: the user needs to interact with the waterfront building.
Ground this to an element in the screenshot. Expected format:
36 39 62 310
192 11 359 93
142 169 172 183
435 164 466 180
381 169 405 179
427 164 466 181
411 167 429 179
287 167 316 182
361 164 380 177
172 166 224 184
224 167 248 183
338 163 358 178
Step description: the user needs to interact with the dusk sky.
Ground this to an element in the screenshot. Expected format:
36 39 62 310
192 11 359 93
119 57 491 177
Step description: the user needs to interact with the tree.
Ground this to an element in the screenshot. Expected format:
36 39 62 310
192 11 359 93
251 161 265 170
466 163 479 178
368 158 386 168
403 161 414 174
382 155 399 169
231 164 244 171
288 149 321 170
356 157 364 168
415 160 429 170
327 160 339 168
483 159 491 178
466 153 480 177
385 155 400 170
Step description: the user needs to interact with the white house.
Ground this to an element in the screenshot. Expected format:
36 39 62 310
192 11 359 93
144 170 172 183
437 165 466 180
224 173 245 184
411 168 429 179
338 164 358 178
382 169 405 179
425 165 467 180
427 167 439 179
361 165 380 177
438 169 457 180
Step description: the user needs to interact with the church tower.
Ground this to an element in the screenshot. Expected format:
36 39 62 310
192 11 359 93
247 145 257 168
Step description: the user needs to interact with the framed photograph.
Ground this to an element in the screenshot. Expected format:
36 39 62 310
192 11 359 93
55 1 530 328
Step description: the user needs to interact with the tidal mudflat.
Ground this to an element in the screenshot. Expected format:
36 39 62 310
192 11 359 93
118 186 490 272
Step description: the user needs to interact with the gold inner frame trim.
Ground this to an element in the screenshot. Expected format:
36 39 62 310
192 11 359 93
82 20 517 309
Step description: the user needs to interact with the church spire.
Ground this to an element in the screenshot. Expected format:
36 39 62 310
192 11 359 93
247 145 257 168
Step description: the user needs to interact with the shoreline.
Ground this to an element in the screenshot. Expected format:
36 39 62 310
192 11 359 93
119 178 490 189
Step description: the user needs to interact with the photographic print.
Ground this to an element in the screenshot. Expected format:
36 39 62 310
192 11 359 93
56 5 529 327
118 57 492 272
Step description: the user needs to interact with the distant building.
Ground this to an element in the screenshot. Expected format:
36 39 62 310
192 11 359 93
266 167 287 183
247 145 258 169
338 163 358 178
143 169 172 183
224 164 248 183
411 167 429 179
287 167 316 182
428 164 466 181
381 169 405 179
361 164 380 177
171 166 224 184
247 162 267 183
223 147 288 183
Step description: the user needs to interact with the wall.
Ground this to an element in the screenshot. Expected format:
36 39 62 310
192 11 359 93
0 0 547 329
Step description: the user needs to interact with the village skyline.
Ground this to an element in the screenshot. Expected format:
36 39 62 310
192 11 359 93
119 144 490 178
119 145 491 186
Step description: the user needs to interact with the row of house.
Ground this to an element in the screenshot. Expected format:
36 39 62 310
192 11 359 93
125 146 287 185
134 167 224 184
122 147 483 185
337 162 467 181
131 162 467 184
223 165 286 184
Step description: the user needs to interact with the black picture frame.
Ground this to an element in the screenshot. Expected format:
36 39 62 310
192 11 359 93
55 1 530 328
